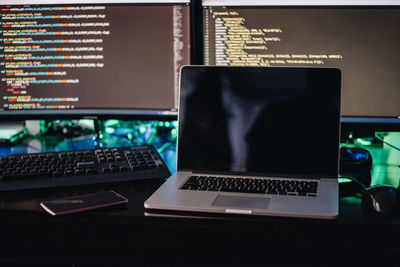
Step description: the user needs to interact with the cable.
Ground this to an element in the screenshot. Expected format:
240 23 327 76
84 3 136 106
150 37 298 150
339 176 370 199
339 175 368 189
375 133 400 152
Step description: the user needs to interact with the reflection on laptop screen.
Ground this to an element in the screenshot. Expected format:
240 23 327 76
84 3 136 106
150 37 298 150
178 67 341 177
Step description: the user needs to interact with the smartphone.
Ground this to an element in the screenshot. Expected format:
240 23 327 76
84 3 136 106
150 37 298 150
40 191 128 216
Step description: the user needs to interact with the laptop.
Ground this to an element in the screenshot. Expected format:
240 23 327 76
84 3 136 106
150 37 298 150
145 66 341 219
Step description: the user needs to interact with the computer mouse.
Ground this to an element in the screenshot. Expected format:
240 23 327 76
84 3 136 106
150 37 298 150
361 185 399 214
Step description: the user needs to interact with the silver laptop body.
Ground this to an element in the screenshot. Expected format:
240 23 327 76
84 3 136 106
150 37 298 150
145 66 341 219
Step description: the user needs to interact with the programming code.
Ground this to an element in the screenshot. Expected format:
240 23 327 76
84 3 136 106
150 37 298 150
0 4 190 112
203 6 400 118
204 7 344 66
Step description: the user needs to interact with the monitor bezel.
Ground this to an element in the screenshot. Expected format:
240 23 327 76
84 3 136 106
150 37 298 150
341 117 400 131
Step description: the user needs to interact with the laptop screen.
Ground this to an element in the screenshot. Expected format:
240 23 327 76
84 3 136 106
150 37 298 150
178 66 341 178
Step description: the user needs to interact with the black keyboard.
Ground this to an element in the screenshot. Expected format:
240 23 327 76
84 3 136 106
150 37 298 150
180 176 318 197
0 145 171 191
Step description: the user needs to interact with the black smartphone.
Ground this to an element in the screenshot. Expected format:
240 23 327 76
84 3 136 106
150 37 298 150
40 191 128 216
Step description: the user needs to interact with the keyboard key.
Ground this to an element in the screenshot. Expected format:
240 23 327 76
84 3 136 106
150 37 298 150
65 170 75 176
75 170 85 176
77 161 96 168
103 168 111 174
86 169 99 175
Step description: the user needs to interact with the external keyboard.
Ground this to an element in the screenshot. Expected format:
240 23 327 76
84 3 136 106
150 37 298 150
180 175 318 197
0 145 171 191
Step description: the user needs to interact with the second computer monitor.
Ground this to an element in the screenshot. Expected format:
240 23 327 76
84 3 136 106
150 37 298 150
202 0 400 126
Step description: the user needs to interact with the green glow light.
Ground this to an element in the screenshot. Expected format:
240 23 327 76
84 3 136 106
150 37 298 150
104 120 119 127
356 138 372 146
79 119 95 129
105 127 115 134
41 120 48 133
173 121 178 128
0 129 18 139
127 133 133 140
99 134 103 139
338 178 352 183
159 121 164 127
165 122 170 127
139 126 146 134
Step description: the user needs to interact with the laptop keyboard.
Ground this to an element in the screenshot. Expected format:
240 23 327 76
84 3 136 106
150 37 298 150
180 175 318 197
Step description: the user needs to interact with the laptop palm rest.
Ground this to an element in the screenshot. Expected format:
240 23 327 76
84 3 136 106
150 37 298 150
212 195 271 210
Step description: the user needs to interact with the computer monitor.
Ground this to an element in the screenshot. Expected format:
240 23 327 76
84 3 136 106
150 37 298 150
0 0 191 120
202 0 400 130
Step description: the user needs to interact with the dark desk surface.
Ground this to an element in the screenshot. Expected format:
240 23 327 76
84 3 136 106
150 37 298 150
0 179 399 266
0 132 399 266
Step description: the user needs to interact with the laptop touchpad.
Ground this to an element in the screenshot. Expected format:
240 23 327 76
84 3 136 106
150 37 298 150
212 195 271 209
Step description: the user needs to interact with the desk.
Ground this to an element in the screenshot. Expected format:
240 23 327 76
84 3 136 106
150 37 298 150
0 133 399 266
0 181 400 267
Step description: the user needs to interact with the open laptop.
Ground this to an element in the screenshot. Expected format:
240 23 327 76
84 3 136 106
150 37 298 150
145 66 341 219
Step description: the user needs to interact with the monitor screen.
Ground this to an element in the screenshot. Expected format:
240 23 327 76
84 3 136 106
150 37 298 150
202 0 400 129
0 0 191 119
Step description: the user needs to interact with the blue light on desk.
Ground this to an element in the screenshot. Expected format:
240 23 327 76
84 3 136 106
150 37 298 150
345 148 368 161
